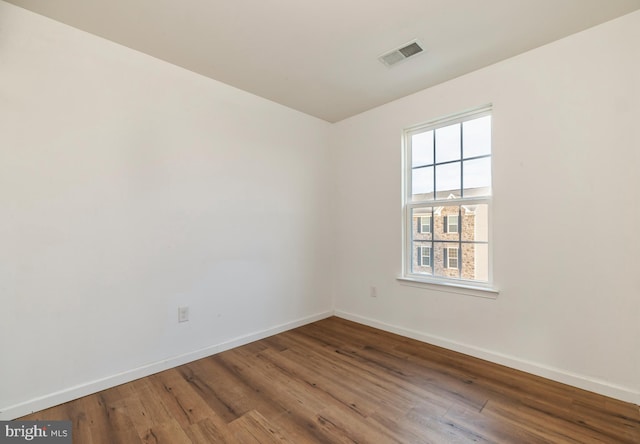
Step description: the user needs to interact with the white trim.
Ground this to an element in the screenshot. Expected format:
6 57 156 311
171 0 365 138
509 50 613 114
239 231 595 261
397 276 498 298
334 310 640 406
0 311 333 420
407 196 490 209
405 105 492 135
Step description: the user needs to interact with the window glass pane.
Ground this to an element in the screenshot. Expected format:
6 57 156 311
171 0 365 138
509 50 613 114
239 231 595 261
435 123 461 163
434 242 460 279
463 157 491 196
462 115 491 158
411 131 434 167
412 166 434 200
462 243 489 282
461 204 488 242
433 206 460 241
435 162 460 199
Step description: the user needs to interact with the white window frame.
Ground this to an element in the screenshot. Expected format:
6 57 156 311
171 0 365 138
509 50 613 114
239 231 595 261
400 105 497 294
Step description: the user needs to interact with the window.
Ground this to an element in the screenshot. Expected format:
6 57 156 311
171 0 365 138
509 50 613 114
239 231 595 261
403 106 492 286
444 215 458 233
418 216 431 233
445 247 458 269
417 245 431 267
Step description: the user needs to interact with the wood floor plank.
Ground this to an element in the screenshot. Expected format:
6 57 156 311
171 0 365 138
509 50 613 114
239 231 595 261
217 346 357 442
277 328 463 415
178 357 253 423
19 317 640 443
114 378 175 439
83 391 141 444
185 417 235 444
228 410 293 443
62 397 96 444
275 337 452 420
146 367 215 428
441 402 551 444
482 397 614 444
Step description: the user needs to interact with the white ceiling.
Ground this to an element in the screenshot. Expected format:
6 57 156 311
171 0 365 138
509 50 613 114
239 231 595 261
6 0 640 122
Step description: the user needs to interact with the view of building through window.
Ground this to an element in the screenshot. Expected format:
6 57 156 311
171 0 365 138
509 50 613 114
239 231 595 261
404 108 491 284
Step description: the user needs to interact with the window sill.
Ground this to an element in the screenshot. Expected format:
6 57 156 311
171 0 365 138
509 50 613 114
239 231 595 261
396 276 499 299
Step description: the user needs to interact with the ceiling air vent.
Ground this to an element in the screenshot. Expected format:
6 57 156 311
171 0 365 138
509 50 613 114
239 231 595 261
379 40 425 67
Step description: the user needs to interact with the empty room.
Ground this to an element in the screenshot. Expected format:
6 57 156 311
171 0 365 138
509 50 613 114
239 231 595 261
1 0 639 442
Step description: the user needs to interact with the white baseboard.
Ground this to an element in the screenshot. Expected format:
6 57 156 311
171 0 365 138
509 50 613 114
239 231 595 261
334 310 640 406
0 311 333 420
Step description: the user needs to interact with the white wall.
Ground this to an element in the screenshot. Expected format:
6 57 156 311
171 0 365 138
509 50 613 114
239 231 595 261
0 1 332 419
331 11 640 404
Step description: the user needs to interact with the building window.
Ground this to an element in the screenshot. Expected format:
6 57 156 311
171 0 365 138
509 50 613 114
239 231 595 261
417 245 431 267
445 247 458 269
404 106 492 286
444 215 458 233
418 216 431 233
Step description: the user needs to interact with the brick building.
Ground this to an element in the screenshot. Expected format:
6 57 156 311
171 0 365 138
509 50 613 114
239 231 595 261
411 203 488 281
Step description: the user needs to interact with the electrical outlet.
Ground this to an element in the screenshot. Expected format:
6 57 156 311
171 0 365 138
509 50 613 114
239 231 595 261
178 306 189 323
370 286 377 298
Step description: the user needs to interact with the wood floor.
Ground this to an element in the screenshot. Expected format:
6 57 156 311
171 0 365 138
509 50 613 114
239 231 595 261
21 317 640 443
